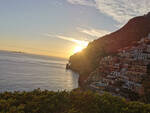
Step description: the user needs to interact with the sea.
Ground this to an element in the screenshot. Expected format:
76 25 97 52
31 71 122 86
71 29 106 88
0 50 79 92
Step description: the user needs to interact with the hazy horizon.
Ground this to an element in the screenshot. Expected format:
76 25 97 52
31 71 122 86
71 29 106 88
0 49 68 60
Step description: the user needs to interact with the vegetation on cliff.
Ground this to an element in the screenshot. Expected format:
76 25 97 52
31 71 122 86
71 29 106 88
0 89 150 113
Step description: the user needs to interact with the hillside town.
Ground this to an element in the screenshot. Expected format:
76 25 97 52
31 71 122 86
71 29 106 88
86 33 150 99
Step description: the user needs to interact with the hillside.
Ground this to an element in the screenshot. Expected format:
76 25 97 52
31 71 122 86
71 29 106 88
69 12 150 86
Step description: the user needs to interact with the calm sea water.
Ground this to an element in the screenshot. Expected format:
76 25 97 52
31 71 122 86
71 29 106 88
0 50 79 92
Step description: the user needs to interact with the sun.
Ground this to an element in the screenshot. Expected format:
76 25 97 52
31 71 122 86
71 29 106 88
73 46 84 53
72 41 89 54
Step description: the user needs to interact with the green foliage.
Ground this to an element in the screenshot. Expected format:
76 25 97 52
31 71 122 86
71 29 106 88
0 89 150 113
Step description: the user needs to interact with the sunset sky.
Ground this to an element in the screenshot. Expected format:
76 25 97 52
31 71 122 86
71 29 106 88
0 0 150 58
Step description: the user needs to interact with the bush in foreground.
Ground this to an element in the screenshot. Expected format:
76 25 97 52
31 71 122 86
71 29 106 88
0 89 150 113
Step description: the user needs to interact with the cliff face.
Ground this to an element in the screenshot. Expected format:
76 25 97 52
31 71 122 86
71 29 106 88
69 13 150 86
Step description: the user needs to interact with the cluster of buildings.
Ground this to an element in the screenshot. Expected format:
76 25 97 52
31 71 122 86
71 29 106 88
87 33 150 98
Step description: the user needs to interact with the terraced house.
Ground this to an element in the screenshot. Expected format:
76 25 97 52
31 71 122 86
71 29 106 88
87 33 150 99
